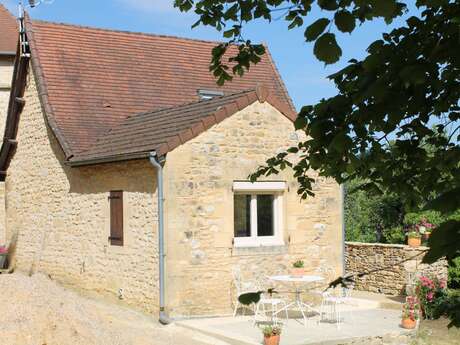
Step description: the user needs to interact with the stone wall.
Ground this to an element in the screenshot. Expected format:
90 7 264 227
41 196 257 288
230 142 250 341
6 69 160 313
345 242 448 295
164 101 343 317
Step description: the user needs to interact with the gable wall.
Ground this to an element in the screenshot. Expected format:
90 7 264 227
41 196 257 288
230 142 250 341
5 68 159 313
163 101 343 317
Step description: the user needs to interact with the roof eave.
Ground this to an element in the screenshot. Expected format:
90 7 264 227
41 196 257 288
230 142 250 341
66 151 151 167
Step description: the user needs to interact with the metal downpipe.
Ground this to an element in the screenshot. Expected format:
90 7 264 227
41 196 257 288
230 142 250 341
149 152 171 325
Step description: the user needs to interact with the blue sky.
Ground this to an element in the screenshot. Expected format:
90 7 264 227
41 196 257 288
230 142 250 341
2 0 413 110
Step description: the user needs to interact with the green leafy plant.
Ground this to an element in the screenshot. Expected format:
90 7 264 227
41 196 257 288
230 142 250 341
293 260 304 268
408 231 421 239
261 325 282 337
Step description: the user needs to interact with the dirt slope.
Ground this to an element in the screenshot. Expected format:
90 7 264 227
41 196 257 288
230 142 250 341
0 273 225 345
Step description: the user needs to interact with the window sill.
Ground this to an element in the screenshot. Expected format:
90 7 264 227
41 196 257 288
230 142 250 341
232 244 288 256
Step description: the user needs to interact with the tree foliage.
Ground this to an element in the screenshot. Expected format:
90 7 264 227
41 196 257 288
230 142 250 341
345 179 404 243
175 0 460 278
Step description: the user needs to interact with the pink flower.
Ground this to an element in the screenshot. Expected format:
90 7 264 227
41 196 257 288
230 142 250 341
426 291 434 302
439 279 446 289
0 246 7 254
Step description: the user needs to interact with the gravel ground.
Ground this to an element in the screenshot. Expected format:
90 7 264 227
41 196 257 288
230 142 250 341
0 273 226 345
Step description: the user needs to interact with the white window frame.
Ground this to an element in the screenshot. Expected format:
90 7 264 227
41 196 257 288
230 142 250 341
233 181 285 247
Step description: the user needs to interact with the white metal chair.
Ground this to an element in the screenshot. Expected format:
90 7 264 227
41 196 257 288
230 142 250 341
253 275 289 325
319 282 355 329
232 267 259 317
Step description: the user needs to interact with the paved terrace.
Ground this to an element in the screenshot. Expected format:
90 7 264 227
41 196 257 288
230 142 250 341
176 294 414 345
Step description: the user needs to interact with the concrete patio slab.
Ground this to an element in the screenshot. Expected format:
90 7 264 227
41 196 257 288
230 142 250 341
176 309 414 345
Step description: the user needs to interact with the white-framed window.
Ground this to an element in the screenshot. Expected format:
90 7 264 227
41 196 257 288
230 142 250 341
233 181 285 247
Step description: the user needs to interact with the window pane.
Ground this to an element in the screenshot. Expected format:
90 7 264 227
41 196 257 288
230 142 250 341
257 195 274 237
234 194 251 237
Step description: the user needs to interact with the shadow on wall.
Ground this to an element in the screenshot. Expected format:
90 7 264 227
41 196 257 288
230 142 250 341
44 118 157 195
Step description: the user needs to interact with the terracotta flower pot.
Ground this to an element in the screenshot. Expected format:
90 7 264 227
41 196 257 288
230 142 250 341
264 335 280 345
401 318 416 329
291 268 305 276
408 237 421 247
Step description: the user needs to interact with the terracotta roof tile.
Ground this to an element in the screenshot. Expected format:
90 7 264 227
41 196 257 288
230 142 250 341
70 88 296 165
0 4 17 54
26 18 295 157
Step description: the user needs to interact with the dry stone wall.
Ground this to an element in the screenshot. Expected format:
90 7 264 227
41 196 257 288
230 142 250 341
345 242 448 295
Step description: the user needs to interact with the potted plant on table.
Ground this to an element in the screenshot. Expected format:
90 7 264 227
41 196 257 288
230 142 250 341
261 325 282 345
291 260 305 276
407 230 421 247
0 245 8 269
401 296 419 329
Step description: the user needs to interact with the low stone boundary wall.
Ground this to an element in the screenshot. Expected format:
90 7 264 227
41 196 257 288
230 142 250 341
345 242 448 295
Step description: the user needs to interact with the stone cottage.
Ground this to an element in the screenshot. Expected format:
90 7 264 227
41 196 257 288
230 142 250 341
0 13 343 319
0 4 17 243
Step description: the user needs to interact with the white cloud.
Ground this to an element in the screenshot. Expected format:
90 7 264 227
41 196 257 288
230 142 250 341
117 0 176 13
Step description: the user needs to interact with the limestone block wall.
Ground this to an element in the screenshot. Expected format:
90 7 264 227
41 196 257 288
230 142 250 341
0 56 14 243
345 242 448 295
6 69 159 313
164 101 343 317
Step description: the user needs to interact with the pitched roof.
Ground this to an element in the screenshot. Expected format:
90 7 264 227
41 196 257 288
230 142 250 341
25 17 295 159
70 87 296 166
0 4 17 54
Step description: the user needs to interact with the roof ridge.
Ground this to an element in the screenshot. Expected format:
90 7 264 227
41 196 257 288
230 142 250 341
31 18 227 46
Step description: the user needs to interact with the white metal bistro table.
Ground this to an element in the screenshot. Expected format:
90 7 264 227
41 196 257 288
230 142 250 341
269 274 324 326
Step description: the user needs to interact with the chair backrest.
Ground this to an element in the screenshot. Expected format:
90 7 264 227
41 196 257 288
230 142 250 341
232 266 258 296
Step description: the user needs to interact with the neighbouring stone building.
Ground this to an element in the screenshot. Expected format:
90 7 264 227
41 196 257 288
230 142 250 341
0 14 343 318
345 242 448 295
0 4 17 244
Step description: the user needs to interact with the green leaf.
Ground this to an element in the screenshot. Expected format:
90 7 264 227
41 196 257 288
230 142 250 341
334 10 356 33
318 0 339 11
238 291 262 305
313 33 342 64
423 220 460 263
304 18 330 42
425 188 460 214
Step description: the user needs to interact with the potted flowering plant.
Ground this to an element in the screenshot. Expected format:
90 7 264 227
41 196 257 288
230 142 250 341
0 245 8 269
291 260 305 276
407 230 421 247
401 296 419 329
261 325 282 345
415 275 447 319
417 219 435 242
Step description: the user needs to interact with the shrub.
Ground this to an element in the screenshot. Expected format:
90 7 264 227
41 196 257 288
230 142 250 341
415 275 447 320
382 226 406 244
448 257 460 290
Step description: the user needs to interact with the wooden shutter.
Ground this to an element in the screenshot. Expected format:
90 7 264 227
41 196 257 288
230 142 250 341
109 191 123 246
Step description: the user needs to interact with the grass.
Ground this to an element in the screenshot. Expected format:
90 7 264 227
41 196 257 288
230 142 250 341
411 318 460 345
